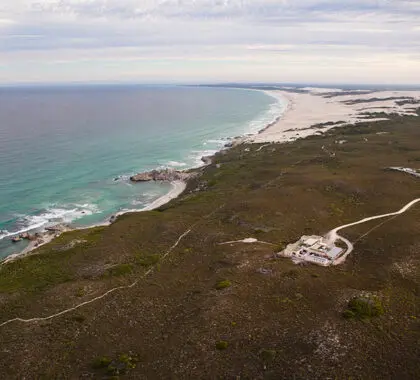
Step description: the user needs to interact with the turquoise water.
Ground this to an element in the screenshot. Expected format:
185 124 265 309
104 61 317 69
0 85 285 258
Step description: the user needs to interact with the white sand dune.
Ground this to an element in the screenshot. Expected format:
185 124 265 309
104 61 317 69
249 89 420 144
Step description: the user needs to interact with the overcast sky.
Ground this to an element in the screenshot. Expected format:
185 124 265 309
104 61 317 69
1 0 419 84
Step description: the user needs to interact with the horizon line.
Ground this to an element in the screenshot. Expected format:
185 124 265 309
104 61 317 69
1 81 419 89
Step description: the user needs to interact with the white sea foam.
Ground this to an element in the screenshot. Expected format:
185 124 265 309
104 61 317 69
131 200 146 206
234 93 287 140
113 174 131 182
116 181 186 215
0 230 11 240
131 191 162 206
205 139 227 145
182 93 287 168
166 161 188 167
188 149 219 167
0 204 99 241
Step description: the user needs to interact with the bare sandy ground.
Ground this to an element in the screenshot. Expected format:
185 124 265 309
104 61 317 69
249 89 420 143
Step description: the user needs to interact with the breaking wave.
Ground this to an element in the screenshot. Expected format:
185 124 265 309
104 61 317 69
0 203 98 241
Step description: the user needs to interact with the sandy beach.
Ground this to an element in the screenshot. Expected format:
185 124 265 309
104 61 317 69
119 180 186 213
249 88 420 143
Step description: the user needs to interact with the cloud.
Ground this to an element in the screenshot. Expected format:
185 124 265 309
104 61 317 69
0 0 419 84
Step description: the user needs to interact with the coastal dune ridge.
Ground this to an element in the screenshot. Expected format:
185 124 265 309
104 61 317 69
250 88 420 143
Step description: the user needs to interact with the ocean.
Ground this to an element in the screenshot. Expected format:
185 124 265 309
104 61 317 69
0 85 286 258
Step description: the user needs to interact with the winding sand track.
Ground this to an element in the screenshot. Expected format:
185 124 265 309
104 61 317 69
0 228 192 328
327 198 420 265
0 204 226 328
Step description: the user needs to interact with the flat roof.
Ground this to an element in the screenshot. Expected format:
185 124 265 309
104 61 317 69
304 238 319 246
327 247 343 259
306 255 330 265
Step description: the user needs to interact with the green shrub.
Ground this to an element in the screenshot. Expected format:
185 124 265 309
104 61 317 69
136 254 160 267
92 356 111 369
108 353 137 375
260 349 276 362
342 310 356 319
94 353 137 376
71 314 86 323
284 269 299 279
215 280 232 290
215 341 228 350
274 242 286 252
75 287 85 297
106 264 133 277
343 297 384 320
84 227 105 244
119 353 136 369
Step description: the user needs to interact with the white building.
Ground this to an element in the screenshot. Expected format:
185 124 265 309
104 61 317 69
280 235 344 266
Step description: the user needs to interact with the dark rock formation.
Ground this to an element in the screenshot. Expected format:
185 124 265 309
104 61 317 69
45 224 68 233
201 156 213 165
130 168 191 182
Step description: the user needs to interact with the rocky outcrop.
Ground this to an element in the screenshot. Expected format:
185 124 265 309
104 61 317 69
45 224 69 233
201 156 213 165
10 224 69 245
130 168 192 182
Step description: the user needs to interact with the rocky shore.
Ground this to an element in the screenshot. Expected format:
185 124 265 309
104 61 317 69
3 224 71 264
130 168 194 182
4 170 195 263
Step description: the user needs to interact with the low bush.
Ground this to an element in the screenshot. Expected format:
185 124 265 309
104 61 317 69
136 254 160 267
215 280 232 290
92 356 111 369
106 264 133 277
274 242 286 252
260 349 276 362
215 341 228 350
93 353 137 376
343 297 384 320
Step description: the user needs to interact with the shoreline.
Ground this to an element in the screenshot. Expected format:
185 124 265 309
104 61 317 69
0 89 287 263
1 180 188 264
3 86 420 264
